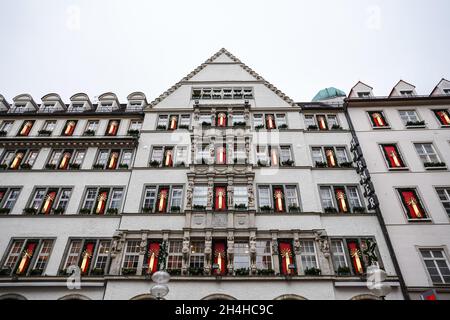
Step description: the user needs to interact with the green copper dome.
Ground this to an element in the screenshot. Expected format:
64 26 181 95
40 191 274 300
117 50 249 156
312 87 346 102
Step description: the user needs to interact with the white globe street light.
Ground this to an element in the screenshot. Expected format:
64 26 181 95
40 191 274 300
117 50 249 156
366 263 392 300
150 270 170 300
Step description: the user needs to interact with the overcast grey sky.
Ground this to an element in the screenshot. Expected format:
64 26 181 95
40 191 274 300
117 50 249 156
1 0 449 103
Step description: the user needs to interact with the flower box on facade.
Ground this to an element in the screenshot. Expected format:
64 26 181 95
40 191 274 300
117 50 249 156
188 267 204 276
118 163 129 169
424 162 447 169
307 125 318 130
178 125 189 130
23 207 37 215
315 161 328 168
127 129 140 136
337 266 351 276
106 208 119 215
257 268 275 276
0 267 12 276
406 120 426 127
92 164 104 170
331 124 343 130
352 206 366 213
278 124 288 129
19 163 32 170
288 205 300 213
233 122 246 127
254 124 265 130
83 130 95 136
0 130 7 136
234 204 247 210
29 269 43 276
0 208 11 215
175 161 186 167
150 160 161 167
234 268 250 276
142 207 152 214
156 125 167 130
282 160 294 166
38 129 52 136
167 269 181 276
45 164 56 170
121 268 137 275
0 164 8 170
324 207 337 213
304 267 321 276
52 207 65 215
79 208 91 215
91 268 104 276
339 162 353 168
170 206 181 213
260 206 272 212
193 205 206 211
69 163 80 170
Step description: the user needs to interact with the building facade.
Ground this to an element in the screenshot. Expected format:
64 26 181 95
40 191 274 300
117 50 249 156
0 49 404 300
346 79 450 299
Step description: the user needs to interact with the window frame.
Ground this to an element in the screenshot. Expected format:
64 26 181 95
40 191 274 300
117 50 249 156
0 187 22 212
27 186 73 215
318 185 365 213
419 247 450 285
79 186 125 215
256 184 301 212
367 110 390 129
435 187 450 218
140 184 184 213
379 143 408 170
395 187 431 222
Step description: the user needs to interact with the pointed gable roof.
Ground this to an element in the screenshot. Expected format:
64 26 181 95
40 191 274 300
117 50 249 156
148 48 296 108
388 80 416 97
430 78 450 96
348 81 373 97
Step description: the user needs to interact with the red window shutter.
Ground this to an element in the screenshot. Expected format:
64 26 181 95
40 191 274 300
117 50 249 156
215 187 227 211
157 188 169 213
400 190 425 219
16 242 37 275
335 188 349 213
95 191 109 215
80 242 95 274
273 187 285 212
213 241 226 275
347 241 364 274
147 242 161 274
382 145 403 168
41 191 57 215
279 241 294 275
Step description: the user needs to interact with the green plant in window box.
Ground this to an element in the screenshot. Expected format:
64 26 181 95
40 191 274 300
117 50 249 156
127 129 140 136
331 124 343 130
254 124 265 130
167 269 181 276
260 205 272 212
352 206 366 213
233 121 246 127
188 267 204 276
304 267 321 276
45 163 56 170
337 266 351 276
288 205 300 212
0 208 11 215
84 130 95 136
282 159 294 166
193 204 206 211
0 267 12 276
69 163 80 170
339 161 353 168
234 203 247 210
106 208 119 215
20 163 32 170
201 121 211 127
257 159 268 167
156 125 167 130
150 160 161 167
424 162 446 168
142 207 152 214
52 207 65 215
0 130 7 136
324 207 337 213
175 161 186 167
121 268 137 275
0 163 8 170
257 268 275 276
315 161 328 168
91 268 104 276
92 163 104 170
118 163 129 169
406 120 425 127
29 269 43 276
178 125 189 130
234 268 250 276
23 207 37 215
307 124 318 130
170 206 181 213
38 129 52 136
278 124 288 129
79 208 91 215
58 269 68 276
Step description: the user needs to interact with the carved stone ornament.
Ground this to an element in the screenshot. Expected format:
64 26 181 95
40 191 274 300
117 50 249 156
271 239 279 255
182 237 190 260
293 238 301 254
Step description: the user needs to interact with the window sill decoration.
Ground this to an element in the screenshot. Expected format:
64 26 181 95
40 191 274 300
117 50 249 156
29 269 43 276
257 160 269 167
83 130 95 136
324 207 337 213
106 208 119 215
234 268 250 276
233 122 246 127
91 268 105 276
175 161 186 167
127 129 140 136
278 124 288 130
288 205 300 213
331 124 343 130
254 124 265 130
259 206 272 212
178 125 189 130
45 164 57 170
58 269 69 276
69 163 80 170
304 267 321 276
38 130 52 136
0 164 8 170
0 130 7 136
307 125 318 130
234 204 248 210
20 163 32 170
0 267 12 276
193 205 206 211
352 206 366 213
406 120 425 127
156 125 167 130
52 207 65 215
339 162 353 168
167 269 181 276
0 208 11 215
121 268 137 275
92 164 104 170
256 268 275 276
118 163 129 169
150 160 161 167
170 206 181 213
142 207 152 214
424 162 446 168
23 207 37 215
79 208 91 215
315 161 328 168
188 267 204 276
201 122 212 127
282 160 294 166
337 266 351 276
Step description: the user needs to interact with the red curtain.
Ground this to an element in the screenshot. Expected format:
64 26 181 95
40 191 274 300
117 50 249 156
157 188 169 212
107 121 119 136
279 242 294 275
436 110 450 125
80 242 95 274
266 115 275 129
10 152 24 169
217 113 227 127
325 149 336 167
347 241 363 274
317 116 327 130
216 147 226 164
20 121 33 136
383 145 403 168
371 112 385 127
213 241 226 275
147 242 161 274
169 116 178 130
273 187 285 212
41 191 57 214
400 190 425 219
64 121 76 136
16 242 37 275
164 150 173 167
335 188 349 213
95 191 109 215
59 152 72 169
215 187 226 211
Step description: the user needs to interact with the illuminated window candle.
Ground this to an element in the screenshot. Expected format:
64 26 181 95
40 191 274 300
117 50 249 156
157 189 168 212
266 115 275 129
326 149 336 167
95 192 108 214
274 188 284 212
16 243 37 275
64 121 76 136
438 111 450 125
215 187 226 210
164 150 173 167
216 147 226 164
317 116 327 130
10 152 24 169
169 116 178 130
107 121 119 135
20 121 33 136
372 113 385 126
147 243 160 274
336 190 348 212
108 152 119 169
217 113 227 127
271 149 279 166
348 242 363 274
59 152 71 169
41 191 57 214
80 243 94 274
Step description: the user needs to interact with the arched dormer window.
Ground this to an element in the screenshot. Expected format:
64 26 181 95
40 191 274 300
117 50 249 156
97 92 120 112
69 93 93 112
0 94 11 112
127 92 147 112
10 94 38 113
40 93 66 113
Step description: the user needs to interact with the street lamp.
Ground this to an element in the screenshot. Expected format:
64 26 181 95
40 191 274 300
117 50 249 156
366 263 392 300
150 270 170 300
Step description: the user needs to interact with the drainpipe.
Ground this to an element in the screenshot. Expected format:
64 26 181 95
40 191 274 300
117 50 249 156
344 101 410 300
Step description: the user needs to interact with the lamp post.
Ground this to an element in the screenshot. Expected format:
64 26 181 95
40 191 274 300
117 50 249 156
366 263 392 300
150 270 170 300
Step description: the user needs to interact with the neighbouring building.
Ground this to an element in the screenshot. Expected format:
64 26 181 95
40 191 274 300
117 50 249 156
0 49 405 300
346 78 450 299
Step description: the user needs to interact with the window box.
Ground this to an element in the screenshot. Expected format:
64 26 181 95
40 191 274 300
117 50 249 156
424 162 446 168
0 164 8 170
281 159 294 166
254 124 265 130
352 206 366 213
91 268 104 276
83 130 95 136
315 161 328 168
150 160 161 167
23 207 37 215
304 267 321 276
257 268 275 276
331 124 343 130
0 267 12 276
234 204 248 210
45 164 56 170
156 125 167 130
324 207 337 213
38 129 52 136
233 121 247 127
339 162 353 168
193 204 206 211
92 164 104 170
0 130 7 136
260 205 272 212
278 124 288 130
288 205 300 212
337 266 351 276
79 208 91 215
257 159 269 167
188 267 204 276
29 269 43 276
170 206 181 213
52 207 65 215
307 125 318 130
122 268 137 275
0 208 11 215
175 161 186 167
167 269 181 276
127 129 140 136
234 268 250 276
142 207 152 214
406 120 425 127
178 124 189 130
20 163 32 170
106 208 119 215
201 121 212 127
118 163 129 169
69 163 80 170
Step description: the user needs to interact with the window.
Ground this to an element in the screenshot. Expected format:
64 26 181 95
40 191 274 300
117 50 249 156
311 147 325 165
335 147 350 165
84 120 99 135
326 115 339 128
257 185 300 212
399 110 423 126
39 120 56 136
157 115 169 129
105 120 120 136
94 240 111 271
141 185 183 213
0 121 14 135
47 149 85 170
179 114 191 129
189 240 205 269
300 240 318 270
28 187 72 215
233 186 248 208
150 146 177 167
199 114 212 126
357 92 371 98
380 144 406 169
265 114 276 129
0 188 21 213
17 120 34 136
330 240 348 271
167 240 183 270
275 114 287 128
215 145 227 164
1 149 38 170
285 186 300 211
256 145 269 166
122 240 140 272
420 249 450 284
400 90 414 97
11 103 27 113
444 89 450 95
256 240 272 270
367 111 389 128
253 114 264 128
214 186 227 210
174 146 188 166
62 120 77 136
232 113 245 126
94 149 131 170
304 115 316 129
120 150 133 168
305 114 340 130
216 112 227 127
279 241 295 275
193 186 208 208
258 186 271 209
69 103 84 112
1 239 54 276
168 115 179 130
80 187 124 215
233 241 250 270
280 146 293 165
192 87 253 100
320 185 364 213
41 103 55 113
150 146 164 165
436 187 450 216
62 239 111 275
195 144 212 165
233 140 246 164
316 115 328 130
128 120 142 132
414 143 444 167
397 188 428 220
98 102 113 112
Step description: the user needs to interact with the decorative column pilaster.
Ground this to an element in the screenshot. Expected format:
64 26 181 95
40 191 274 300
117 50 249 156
227 232 234 275
315 230 332 276
270 231 280 275
207 177 214 210
137 232 148 276
181 231 190 276
204 232 212 275
109 231 126 275
293 231 302 275
249 231 257 275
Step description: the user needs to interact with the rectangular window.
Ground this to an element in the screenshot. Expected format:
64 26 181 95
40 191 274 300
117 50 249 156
330 240 348 271
94 149 128 170
280 146 292 165
167 240 183 270
170 187 183 212
141 185 182 213
94 240 111 271
400 90 414 97
28 187 72 215
84 120 99 135
232 113 245 126
70 103 84 112
175 146 188 166
327 115 339 128
279 241 295 275
414 143 443 167
105 120 120 136
367 111 389 128
320 186 364 213
233 242 250 270
433 109 450 126
233 186 248 208
397 188 428 220
316 115 328 130
0 121 14 134
253 114 264 128
142 186 157 213
189 240 205 269
399 110 422 126
357 92 370 98
304 115 316 129
258 186 271 209
24 150 39 167
285 186 300 211
420 249 450 284
193 186 208 208
436 187 450 217
80 187 123 215
17 120 35 136
199 114 212 126
150 147 164 166
256 240 273 270
128 120 142 132
39 120 56 135
0 188 21 213
381 144 406 169
62 120 77 136
311 147 325 166
122 240 140 271
157 115 169 129
300 240 318 270
265 114 276 129
275 114 287 128
120 150 133 168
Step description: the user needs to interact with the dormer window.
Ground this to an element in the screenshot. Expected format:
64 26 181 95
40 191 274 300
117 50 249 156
400 90 414 97
98 102 113 112
12 104 26 113
41 103 55 113
444 89 450 95
192 87 254 100
357 92 371 98
70 103 84 112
